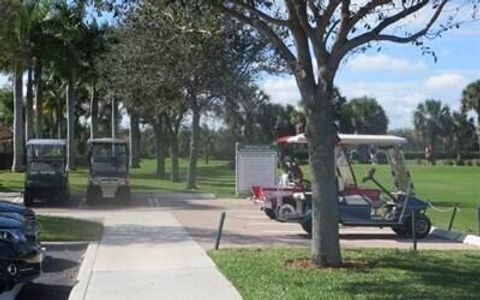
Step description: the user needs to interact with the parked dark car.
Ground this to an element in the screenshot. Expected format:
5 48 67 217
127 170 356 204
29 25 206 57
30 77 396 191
0 215 43 293
0 201 39 238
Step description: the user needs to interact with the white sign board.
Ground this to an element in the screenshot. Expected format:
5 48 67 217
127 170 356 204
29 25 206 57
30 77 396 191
236 144 277 196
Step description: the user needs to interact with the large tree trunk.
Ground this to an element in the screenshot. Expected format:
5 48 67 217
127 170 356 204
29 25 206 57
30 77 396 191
66 76 76 170
111 96 118 139
153 119 165 178
25 63 34 142
12 64 25 172
304 87 342 267
34 59 43 138
90 78 98 139
476 116 480 153
129 112 140 168
56 96 62 139
186 100 201 190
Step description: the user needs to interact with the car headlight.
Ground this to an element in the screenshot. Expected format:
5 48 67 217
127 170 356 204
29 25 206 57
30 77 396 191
0 229 27 243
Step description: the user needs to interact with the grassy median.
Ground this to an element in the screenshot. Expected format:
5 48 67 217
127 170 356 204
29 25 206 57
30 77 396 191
210 247 480 300
38 216 103 242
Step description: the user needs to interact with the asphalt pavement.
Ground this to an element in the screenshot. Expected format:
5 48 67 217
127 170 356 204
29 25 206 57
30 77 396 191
16 243 87 300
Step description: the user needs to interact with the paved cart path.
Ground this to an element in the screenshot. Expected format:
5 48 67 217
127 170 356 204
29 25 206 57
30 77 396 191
72 211 241 300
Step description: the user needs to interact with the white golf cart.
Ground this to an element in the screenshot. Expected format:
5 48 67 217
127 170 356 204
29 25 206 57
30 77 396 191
252 133 431 238
86 138 130 205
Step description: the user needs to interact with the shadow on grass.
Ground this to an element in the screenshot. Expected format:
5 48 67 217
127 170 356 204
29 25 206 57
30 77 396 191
344 250 480 299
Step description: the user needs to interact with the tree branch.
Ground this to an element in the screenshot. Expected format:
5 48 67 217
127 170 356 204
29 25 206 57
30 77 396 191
217 5 297 70
338 0 446 58
230 0 291 27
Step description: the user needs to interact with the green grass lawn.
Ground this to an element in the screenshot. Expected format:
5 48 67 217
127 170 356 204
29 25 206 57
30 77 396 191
210 248 480 300
0 158 235 197
348 163 480 233
38 215 103 241
0 158 479 233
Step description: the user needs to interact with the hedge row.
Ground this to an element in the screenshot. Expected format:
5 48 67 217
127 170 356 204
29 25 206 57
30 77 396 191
404 152 480 160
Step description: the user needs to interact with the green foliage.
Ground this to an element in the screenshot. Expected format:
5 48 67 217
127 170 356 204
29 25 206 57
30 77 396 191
0 88 13 125
413 99 452 159
339 96 388 134
210 248 480 300
461 80 480 118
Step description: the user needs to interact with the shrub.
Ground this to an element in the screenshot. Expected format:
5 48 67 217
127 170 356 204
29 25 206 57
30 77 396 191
443 159 454 166
415 158 424 165
456 159 465 166
475 159 480 167
466 160 473 166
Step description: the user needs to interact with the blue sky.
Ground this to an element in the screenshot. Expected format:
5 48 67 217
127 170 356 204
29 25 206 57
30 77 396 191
261 21 480 129
2 12 479 130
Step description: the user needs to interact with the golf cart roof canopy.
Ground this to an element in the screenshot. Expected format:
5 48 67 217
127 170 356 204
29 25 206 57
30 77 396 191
279 133 407 146
88 138 128 144
27 139 66 146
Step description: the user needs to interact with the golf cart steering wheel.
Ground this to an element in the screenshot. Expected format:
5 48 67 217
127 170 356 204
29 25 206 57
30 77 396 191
362 167 377 183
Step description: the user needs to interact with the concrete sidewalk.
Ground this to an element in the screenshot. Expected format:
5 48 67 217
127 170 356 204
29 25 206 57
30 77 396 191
71 211 242 300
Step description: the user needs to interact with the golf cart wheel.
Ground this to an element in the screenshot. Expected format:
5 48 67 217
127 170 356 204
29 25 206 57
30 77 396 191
24 189 34 207
56 187 70 207
405 214 431 239
116 186 130 205
264 208 276 219
86 185 100 206
391 226 407 237
300 220 312 236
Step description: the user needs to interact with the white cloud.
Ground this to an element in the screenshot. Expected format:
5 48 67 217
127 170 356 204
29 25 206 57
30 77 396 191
347 54 425 73
424 73 467 90
259 76 301 106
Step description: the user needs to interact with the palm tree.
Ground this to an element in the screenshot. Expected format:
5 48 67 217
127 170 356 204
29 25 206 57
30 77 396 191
461 80 480 149
449 112 476 160
339 96 389 134
413 99 452 164
45 1 87 170
0 0 29 172
82 21 109 139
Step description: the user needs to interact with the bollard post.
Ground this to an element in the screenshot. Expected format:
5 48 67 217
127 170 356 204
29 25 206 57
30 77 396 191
478 206 480 236
448 203 458 231
412 213 417 251
214 211 226 250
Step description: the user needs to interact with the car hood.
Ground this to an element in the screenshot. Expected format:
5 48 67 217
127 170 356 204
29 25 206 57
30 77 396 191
0 200 29 215
0 215 24 230
0 212 25 223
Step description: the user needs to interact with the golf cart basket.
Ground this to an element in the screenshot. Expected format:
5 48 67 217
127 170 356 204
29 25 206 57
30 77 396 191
88 138 129 178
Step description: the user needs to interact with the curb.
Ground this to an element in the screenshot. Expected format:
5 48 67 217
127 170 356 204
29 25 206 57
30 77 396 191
152 192 216 200
430 227 480 247
68 242 99 300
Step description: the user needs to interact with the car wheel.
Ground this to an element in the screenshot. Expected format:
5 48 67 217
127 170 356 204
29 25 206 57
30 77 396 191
24 189 34 207
116 186 131 205
405 214 431 239
300 219 312 236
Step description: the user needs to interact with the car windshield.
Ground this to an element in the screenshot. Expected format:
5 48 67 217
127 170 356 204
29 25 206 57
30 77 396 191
90 143 128 175
27 145 65 174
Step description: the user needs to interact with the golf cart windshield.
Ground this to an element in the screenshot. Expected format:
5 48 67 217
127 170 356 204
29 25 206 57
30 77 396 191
27 144 66 174
90 143 128 176
386 147 414 194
